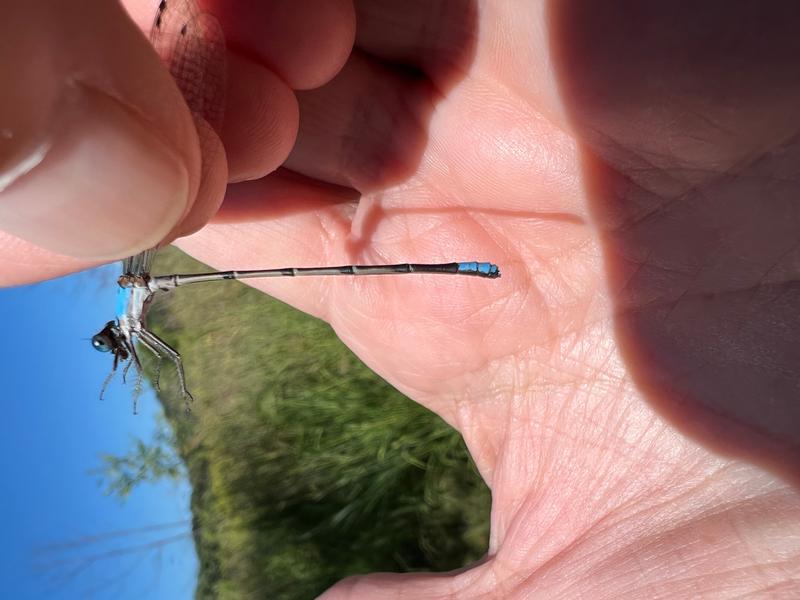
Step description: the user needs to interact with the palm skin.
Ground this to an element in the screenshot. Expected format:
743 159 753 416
1 0 798 598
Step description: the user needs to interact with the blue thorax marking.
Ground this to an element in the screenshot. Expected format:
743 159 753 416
116 286 129 320
116 285 151 325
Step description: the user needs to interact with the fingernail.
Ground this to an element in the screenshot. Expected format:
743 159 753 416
0 81 189 260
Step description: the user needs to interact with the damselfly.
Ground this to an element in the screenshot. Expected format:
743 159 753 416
92 1 500 412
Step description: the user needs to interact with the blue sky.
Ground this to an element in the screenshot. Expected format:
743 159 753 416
0 265 197 599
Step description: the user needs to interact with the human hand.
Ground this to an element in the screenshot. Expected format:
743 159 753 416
3 1 799 598
313 2 800 597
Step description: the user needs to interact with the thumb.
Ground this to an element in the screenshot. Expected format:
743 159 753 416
0 0 203 265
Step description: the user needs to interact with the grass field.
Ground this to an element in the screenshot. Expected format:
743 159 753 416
139 248 490 599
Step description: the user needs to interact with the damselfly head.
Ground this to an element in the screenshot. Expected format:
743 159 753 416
92 321 127 358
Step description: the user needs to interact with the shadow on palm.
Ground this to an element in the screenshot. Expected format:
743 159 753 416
550 0 800 483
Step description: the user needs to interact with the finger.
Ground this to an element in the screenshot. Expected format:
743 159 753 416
210 0 355 90
284 0 481 191
220 53 299 183
214 168 357 224
285 51 434 190
354 0 478 83
0 0 203 267
126 0 354 222
169 117 227 237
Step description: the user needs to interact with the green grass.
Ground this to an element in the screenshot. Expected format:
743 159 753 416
144 247 490 599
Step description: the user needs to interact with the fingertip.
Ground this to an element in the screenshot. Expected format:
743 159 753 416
170 117 228 237
287 0 356 90
0 0 211 263
212 0 356 90
0 82 190 260
222 53 299 183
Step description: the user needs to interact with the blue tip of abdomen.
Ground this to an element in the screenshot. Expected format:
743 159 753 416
457 262 501 278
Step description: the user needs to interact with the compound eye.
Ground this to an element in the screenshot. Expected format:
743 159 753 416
91 334 113 352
